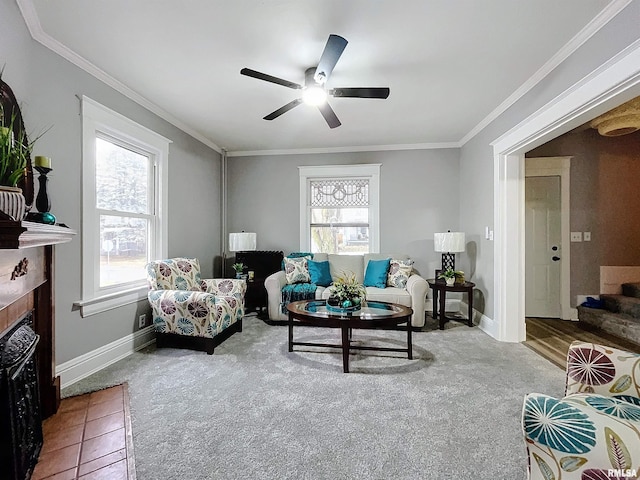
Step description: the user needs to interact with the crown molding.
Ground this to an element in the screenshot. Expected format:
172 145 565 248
16 0 222 154
459 0 633 147
16 0 630 157
491 37 640 153
226 141 460 157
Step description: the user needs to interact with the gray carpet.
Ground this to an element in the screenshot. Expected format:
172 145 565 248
62 314 565 480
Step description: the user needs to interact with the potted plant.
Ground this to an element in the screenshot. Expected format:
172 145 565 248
0 111 32 220
438 268 464 286
328 271 366 311
232 262 245 279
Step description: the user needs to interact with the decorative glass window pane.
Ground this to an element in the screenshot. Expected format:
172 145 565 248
310 179 369 207
99 215 148 287
96 137 150 214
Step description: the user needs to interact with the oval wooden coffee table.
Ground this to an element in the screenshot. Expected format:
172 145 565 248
286 299 413 373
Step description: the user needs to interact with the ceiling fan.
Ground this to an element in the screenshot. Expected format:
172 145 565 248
241 34 390 129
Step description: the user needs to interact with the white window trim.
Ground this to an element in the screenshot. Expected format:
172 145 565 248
75 96 170 317
299 164 381 253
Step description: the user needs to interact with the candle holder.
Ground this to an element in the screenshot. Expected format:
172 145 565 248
26 166 56 225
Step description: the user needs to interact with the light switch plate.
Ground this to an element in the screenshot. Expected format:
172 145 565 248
570 232 582 242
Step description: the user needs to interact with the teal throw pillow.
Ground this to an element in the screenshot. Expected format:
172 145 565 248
308 259 332 287
364 258 391 288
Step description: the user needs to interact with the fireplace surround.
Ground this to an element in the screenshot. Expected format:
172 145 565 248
0 218 75 479
0 311 42 480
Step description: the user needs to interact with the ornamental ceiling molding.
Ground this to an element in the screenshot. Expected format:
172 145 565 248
590 96 640 136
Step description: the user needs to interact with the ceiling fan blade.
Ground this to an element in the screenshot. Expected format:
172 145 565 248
314 34 348 84
318 102 341 129
263 98 303 120
330 87 390 99
241 68 302 90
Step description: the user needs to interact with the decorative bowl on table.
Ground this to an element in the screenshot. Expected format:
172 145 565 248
326 294 363 313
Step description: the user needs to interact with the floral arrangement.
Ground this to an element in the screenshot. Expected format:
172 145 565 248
330 271 366 308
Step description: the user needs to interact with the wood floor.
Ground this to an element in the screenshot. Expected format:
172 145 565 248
524 317 640 369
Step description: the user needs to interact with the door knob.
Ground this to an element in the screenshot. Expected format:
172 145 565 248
552 256 561 261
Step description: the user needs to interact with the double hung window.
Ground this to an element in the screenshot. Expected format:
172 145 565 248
299 164 380 254
78 97 169 316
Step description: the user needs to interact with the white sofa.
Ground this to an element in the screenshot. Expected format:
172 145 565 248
264 253 429 327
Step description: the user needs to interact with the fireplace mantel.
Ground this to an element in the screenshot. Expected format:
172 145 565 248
0 219 76 249
0 219 76 419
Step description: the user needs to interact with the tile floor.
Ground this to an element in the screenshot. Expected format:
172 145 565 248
32 384 136 480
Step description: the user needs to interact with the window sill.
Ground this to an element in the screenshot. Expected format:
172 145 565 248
74 285 149 318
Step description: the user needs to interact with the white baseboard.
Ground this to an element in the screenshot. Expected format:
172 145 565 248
57 326 156 389
457 300 498 339
477 311 498 338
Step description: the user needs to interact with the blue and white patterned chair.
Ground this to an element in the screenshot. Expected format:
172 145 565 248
522 342 640 480
146 257 246 354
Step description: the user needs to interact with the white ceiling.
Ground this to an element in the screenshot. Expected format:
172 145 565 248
22 0 617 154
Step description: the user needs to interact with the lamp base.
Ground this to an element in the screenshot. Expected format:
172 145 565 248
441 253 455 272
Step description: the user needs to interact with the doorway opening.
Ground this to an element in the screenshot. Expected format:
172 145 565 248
492 41 640 343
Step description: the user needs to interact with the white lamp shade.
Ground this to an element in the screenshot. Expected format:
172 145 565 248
229 232 257 251
434 232 465 253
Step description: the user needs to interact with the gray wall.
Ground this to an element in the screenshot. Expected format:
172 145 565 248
1 0 221 363
227 149 461 281
3 0 639 365
458 1 640 318
527 129 640 304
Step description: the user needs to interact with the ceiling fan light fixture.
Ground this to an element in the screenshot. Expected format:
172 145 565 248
302 86 328 106
314 71 327 85
241 34 388 127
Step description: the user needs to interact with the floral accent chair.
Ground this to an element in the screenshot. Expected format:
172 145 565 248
522 342 640 480
146 257 246 354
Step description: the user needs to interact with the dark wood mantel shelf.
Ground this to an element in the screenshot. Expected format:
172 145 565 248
0 220 76 250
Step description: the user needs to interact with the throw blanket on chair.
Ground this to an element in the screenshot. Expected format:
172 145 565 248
281 283 317 314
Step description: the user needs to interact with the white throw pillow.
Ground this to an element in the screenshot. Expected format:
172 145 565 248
284 257 311 284
387 259 414 288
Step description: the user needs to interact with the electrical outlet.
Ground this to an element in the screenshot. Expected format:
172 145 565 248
583 231 591 241
570 232 582 242
138 314 146 328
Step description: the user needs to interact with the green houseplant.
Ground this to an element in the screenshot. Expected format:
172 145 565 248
0 113 31 188
232 262 245 278
438 268 464 285
0 108 35 220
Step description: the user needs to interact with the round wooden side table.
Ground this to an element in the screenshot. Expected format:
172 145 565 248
427 279 476 330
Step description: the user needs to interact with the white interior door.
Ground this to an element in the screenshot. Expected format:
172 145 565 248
525 176 561 318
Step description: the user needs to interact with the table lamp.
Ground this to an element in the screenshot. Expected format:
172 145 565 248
434 231 465 272
229 232 257 252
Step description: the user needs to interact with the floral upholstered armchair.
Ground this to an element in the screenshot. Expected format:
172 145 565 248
522 342 640 480
146 257 246 354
